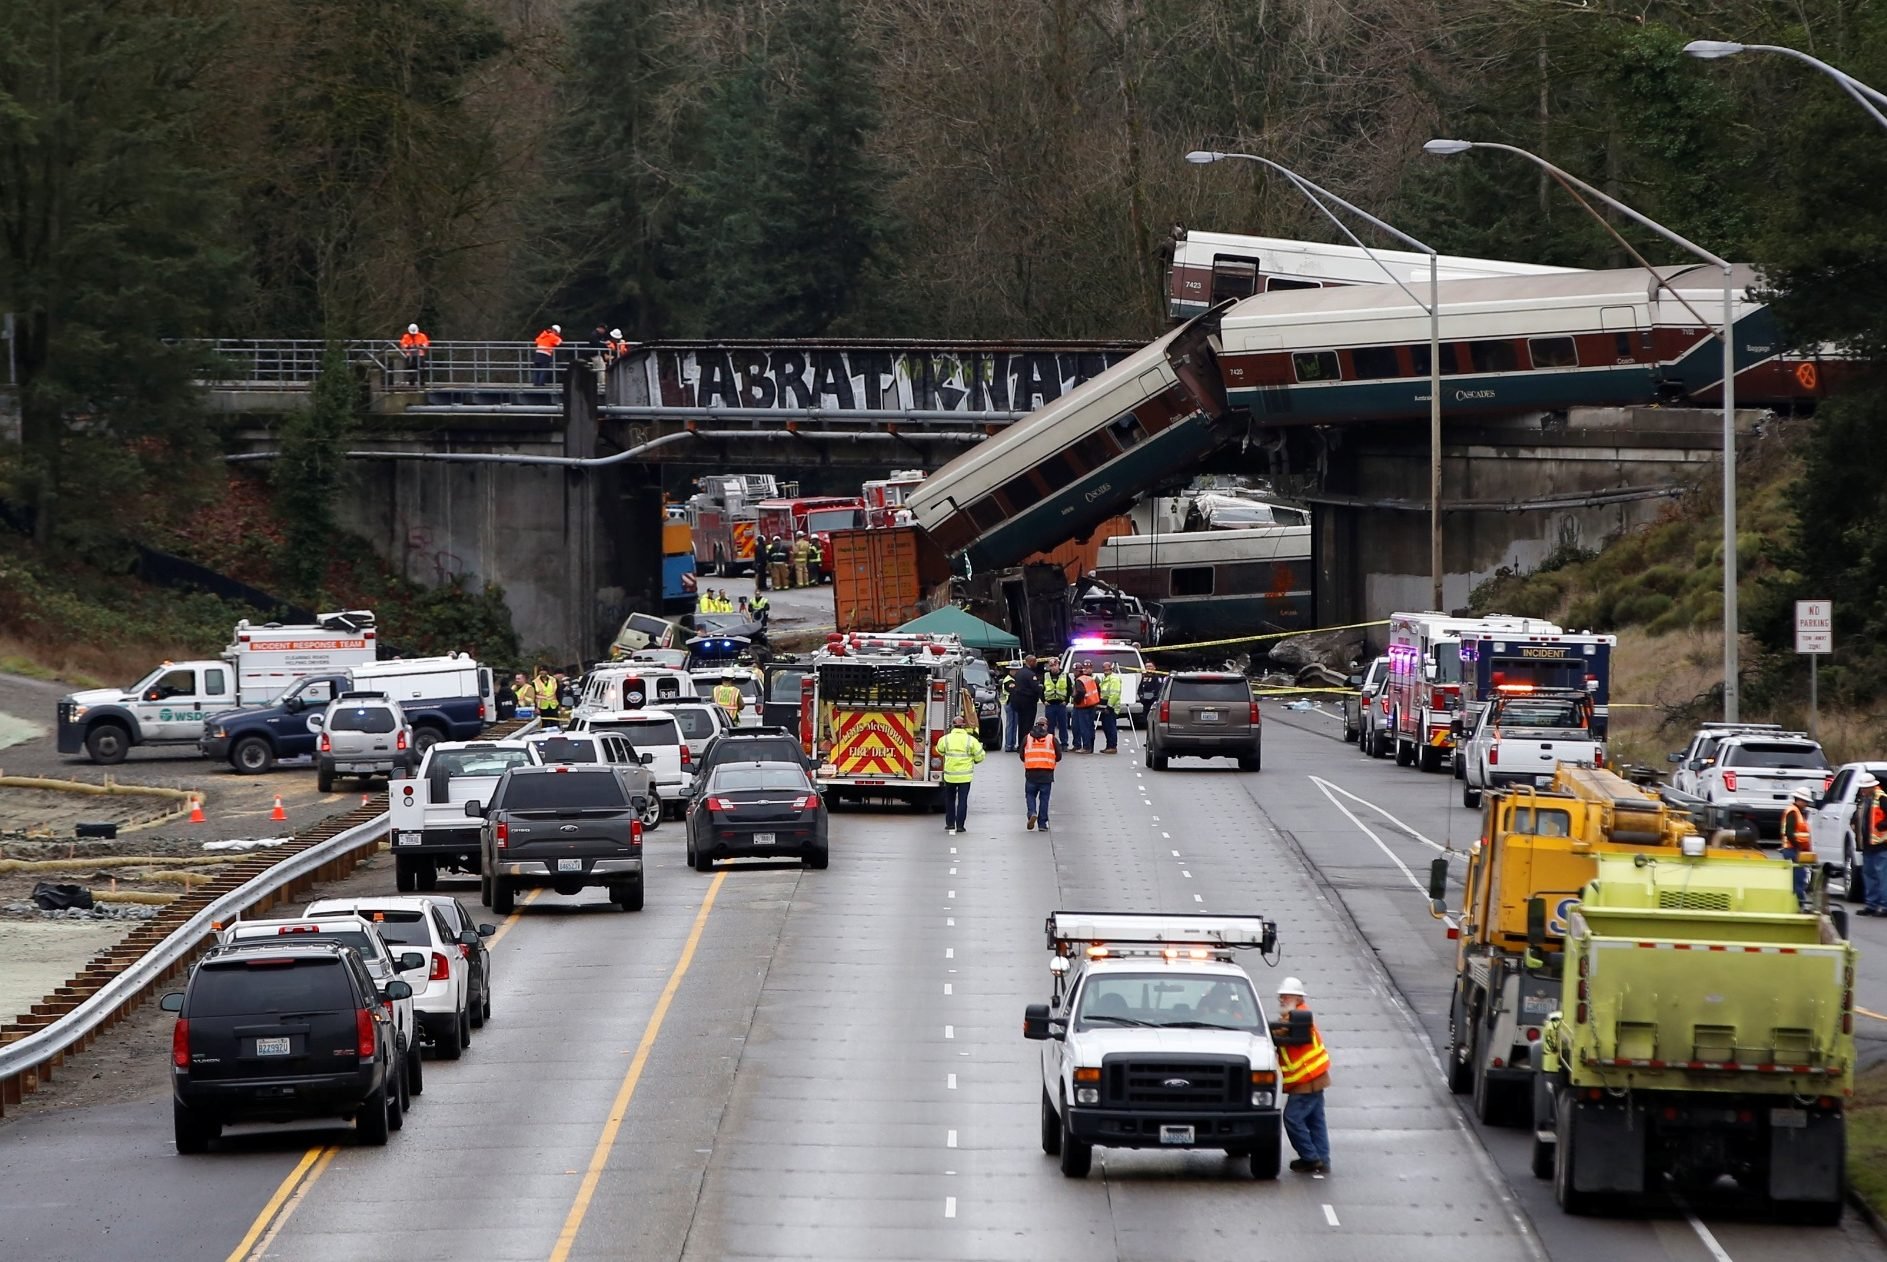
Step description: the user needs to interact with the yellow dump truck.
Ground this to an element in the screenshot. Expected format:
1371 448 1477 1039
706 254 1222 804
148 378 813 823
1436 765 1769 1126
1531 846 1853 1221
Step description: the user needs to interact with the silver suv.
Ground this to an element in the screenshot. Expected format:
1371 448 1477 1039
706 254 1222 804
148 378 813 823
1146 673 1261 771
314 691 416 792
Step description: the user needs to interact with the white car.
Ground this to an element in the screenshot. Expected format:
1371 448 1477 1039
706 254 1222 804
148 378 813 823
1059 640 1145 724
1808 761 1887 902
573 709 694 815
304 896 476 1059
688 670 762 727
1667 722 1792 796
216 916 427 1100
647 700 733 762
523 729 664 829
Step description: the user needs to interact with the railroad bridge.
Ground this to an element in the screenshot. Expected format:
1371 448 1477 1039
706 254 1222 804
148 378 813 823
207 340 1735 657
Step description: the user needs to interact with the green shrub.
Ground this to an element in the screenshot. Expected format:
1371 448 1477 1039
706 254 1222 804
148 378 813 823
1613 592 1675 626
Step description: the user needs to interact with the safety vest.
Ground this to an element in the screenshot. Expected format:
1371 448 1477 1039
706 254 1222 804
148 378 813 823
752 596 769 614
608 339 631 357
1073 676 1101 708
712 684 741 715
1277 1014 1331 1090
532 675 558 710
937 729 984 783
1043 673 1070 703
1781 805 1808 850
534 328 562 352
1099 673 1122 707
1022 734 1058 771
809 539 823 563
400 331 430 352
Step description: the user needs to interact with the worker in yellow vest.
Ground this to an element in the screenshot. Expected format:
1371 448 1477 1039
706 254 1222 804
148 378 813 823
532 667 560 719
712 675 743 723
936 715 985 835
1271 977 1332 1174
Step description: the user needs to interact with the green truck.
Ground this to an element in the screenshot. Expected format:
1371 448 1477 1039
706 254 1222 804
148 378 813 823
1531 845 1854 1221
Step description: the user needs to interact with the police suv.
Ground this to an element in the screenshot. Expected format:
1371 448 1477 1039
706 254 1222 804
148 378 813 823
1024 911 1285 1179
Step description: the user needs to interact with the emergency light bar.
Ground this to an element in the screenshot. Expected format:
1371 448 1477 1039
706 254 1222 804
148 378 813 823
1045 911 1278 958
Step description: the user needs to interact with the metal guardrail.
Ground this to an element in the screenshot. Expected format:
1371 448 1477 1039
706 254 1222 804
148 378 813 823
197 339 561 392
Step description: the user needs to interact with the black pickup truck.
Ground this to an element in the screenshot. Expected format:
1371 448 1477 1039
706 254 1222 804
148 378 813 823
470 765 645 914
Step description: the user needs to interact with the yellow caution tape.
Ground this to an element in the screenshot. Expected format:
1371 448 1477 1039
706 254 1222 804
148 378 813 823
1141 619 1390 654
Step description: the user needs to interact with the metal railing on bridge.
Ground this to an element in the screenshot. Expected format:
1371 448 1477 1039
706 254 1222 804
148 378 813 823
196 339 554 392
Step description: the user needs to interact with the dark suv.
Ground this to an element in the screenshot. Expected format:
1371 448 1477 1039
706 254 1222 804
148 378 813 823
162 942 409 1152
693 726 814 792
1146 673 1261 771
471 764 644 913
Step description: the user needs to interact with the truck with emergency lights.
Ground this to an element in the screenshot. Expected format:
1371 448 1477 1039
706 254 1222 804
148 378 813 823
1386 612 1575 774
801 632 974 808
1529 846 1853 1221
1456 625 1615 744
1024 911 1285 1179
1434 765 1772 1128
1459 688 1603 810
861 470 926 528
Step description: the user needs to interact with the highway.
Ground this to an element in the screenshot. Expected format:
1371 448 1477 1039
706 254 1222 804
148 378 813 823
0 713 1882 1262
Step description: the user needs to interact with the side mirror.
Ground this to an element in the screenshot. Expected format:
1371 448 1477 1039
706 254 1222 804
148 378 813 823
383 980 414 1001
641 752 654 765
307 714 324 729
1427 856 1450 916
1347 675 1362 688
477 923 496 937
1526 896 1548 952
463 800 485 818
159 991 185 1012
1667 751 1682 763
459 929 480 948
398 952 426 972
1022 1002 1057 1041
284 696 304 713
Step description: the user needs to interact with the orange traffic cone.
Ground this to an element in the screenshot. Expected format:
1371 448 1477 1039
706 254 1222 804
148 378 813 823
188 796 206 824
361 792 371 808
270 795 288 822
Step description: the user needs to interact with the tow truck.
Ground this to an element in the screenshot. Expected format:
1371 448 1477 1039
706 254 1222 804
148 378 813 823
1024 911 1285 1179
801 631 973 808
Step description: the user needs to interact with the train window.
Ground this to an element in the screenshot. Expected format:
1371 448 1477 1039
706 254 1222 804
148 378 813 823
1000 472 1046 511
1411 343 1469 376
1350 346 1401 379
1292 351 1340 383
1266 278 1320 292
1528 336 1578 368
1613 332 1635 362
1040 452 1080 485
1466 340 1520 373
966 497 1005 532
1109 412 1148 449
1210 257 1260 303
1073 433 1118 469
1171 567 1215 597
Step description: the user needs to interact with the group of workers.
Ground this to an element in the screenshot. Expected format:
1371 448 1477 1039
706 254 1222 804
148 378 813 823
1782 775 1887 913
389 322 640 390
762 533 824 590
496 667 572 719
998 656 1124 756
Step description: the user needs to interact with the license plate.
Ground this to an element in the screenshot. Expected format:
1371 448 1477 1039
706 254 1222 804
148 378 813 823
1522 994 1558 1015
396 832 420 846
557 858 582 872
753 833 776 845
1197 711 1220 722
1771 1107 1808 1129
255 1037 291 1056
1535 775 1553 786
1159 1124 1194 1145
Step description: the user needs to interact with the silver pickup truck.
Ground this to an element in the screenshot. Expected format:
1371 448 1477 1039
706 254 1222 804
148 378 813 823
1460 690 1602 809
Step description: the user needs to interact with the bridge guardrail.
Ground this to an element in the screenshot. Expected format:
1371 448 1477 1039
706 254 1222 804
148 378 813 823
197 339 561 392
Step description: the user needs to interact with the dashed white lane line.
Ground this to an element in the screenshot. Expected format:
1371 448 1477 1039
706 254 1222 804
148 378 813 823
1685 1213 1735 1262
948 890 956 899
944 983 953 995
1162 831 1171 840
947 917 955 926
945 1025 955 1039
1193 894 1204 903
945 947 954 959
949 866 957 875
1182 870 1192 879
947 1073 957 1090
949 847 957 855
944 1196 957 1219
1323 1204 1340 1227
1171 849 1180 857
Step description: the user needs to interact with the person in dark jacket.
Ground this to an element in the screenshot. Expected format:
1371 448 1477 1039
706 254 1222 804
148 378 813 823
1008 656 1043 753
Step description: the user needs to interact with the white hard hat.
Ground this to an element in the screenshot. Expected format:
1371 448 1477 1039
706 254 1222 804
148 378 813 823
610 328 624 339
551 323 562 333
1860 775 1880 791
407 323 418 334
1277 976 1306 996
1790 786 1813 802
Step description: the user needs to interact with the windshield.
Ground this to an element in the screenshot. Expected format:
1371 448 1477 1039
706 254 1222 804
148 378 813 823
707 737 801 767
330 706 396 733
531 737 600 764
1067 650 1142 673
232 929 382 964
1724 743 1830 770
961 660 992 686
1495 699 1586 729
334 910 430 947
768 670 809 703
1075 973 1262 1032
1431 642 1463 684
806 508 861 533
429 747 533 777
659 707 719 739
627 614 671 639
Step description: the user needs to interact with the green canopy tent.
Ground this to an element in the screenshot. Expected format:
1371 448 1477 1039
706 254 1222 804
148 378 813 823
892 606 1020 652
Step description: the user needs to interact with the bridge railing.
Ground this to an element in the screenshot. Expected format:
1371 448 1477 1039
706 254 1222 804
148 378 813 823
195 339 558 391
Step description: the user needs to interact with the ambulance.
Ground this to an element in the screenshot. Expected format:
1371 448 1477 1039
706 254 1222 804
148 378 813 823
801 632 975 807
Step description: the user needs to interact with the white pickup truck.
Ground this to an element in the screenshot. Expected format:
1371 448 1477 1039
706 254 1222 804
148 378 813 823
388 740 541 892
1676 730 1831 844
1460 690 1602 809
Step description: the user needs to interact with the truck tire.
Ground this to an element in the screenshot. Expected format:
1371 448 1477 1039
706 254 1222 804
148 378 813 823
1553 1103 1595 1214
1530 1133 1554 1180
415 861 438 892
1845 835 1866 903
356 1083 392 1146
639 795 662 830
1341 716 1357 743
611 880 644 912
1419 743 1443 773
491 877 515 916
1371 729 1390 759
396 855 418 893
1058 1094 1092 1178
1248 1122 1282 1180
1238 745 1261 772
1395 738 1415 767
231 736 276 774
172 1100 218 1154
317 762 335 793
1040 1088 1062 1155
413 727 443 754
85 723 130 766
1453 752 1466 780
1463 781 1481 809
479 870 493 906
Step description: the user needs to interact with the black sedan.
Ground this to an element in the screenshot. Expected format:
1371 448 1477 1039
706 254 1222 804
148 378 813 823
685 762 828 871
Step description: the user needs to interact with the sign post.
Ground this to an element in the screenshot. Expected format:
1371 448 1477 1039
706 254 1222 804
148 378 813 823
1794 600 1833 739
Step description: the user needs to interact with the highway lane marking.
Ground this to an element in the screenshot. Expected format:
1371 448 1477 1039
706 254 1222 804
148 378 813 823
947 1073 957 1089
949 866 957 874
1310 776 1433 900
1322 1203 1340 1227
485 888 546 947
1312 777 1449 855
945 947 954 959
948 889 956 898
223 1144 332 1262
1686 1214 1735 1262
1171 849 1180 857
947 1129 958 1147
1858 1006 1887 1022
944 1196 958 1218
945 1025 955 1039
1182 869 1192 878
1193 894 1203 903
547 870 726 1262
947 917 955 926
246 1144 338 1259
944 983 953 994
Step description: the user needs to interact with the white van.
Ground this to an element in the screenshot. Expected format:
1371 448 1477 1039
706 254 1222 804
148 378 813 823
346 654 493 749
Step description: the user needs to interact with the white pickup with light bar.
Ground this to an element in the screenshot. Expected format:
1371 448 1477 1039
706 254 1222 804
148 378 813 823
1044 910 1278 961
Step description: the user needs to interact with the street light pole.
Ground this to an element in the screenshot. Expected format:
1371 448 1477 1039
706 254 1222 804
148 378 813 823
1423 138 1741 721
1184 150 1447 610
1683 40 1887 131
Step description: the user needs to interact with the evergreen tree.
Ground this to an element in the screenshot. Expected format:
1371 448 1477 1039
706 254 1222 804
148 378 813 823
0 0 242 550
271 341 358 595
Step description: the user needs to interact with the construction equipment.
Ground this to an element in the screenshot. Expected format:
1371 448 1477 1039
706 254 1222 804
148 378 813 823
1432 764 1770 1126
1530 844 1853 1221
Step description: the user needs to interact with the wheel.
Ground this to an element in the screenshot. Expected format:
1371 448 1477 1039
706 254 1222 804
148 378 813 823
479 870 493 906
1341 718 1357 743
172 1100 218 1154
1040 1088 1062 1155
1238 744 1261 772
413 728 442 753
491 877 515 916
1463 781 1481 809
1845 834 1866 903
640 795 662 830
1371 729 1390 759
317 763 335 793
805 848 829 870
470 985 486 1026
1553 1104 1592 1214
434 1013 464 1060
611 881 645 911
692 845 714 873
1419 744 1443 773
1148 743 1169 771
482 986 491 1022
396 855 418 893
231 736 275 774
85 724 130 765
1395 738 1415 767
1359 724 1375 757
458 1006 472 1049
1249 1120 1282 1180
389 1052 407 1130
1446 990 1475 1094
356 1083 392 1146
1058 1094 1092 1178
1453 752 1466 780
407 1038 425 1096
415 862 438 892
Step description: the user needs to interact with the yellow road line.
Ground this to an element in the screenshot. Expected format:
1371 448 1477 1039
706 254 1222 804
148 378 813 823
1857 1006 1887 1023
245 1143 339 1259
224 1144 329 1262
486 888 544 948
548 871 727 1261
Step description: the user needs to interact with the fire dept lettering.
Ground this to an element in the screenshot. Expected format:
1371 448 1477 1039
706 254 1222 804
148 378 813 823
832 708 918 777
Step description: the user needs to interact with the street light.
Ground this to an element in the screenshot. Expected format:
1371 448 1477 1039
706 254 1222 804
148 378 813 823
1424 138 1744 721
1682 40 1887 130
1185 149 1447 611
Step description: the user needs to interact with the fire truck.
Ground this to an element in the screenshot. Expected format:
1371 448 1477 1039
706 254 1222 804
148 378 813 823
1385 611 1494 772
800 632 976 807
688 474 789 576
757 496 869 569
861 470 926 529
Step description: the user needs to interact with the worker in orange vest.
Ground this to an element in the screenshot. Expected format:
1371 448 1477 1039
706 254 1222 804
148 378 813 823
1022 716 1060 831
1781 787 1813 902
606 329 632 361
1272 977 1332 1174
1070 663 1103 753
399 323 431 387
532 324 563 386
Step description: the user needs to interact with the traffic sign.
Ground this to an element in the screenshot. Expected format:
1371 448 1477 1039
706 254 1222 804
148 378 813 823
1795 599 1833 655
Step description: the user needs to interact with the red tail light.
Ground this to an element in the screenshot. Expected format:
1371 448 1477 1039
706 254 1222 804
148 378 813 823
495 821 508 848
680 744 692 767
477 701 487 720
1249 703 1260 725
1723 771 1738 792
1825 774 1835 792
1159 701 1170 723
705 796 730 812
429 952 450 981
319 733 331 753
797 794 820 810
172 1019 190 1068
1594 749 1606 768
631 819 643 845
1378 696 1390 714
396 730 408 751
356 1008 376 1058
1489 746 1499 766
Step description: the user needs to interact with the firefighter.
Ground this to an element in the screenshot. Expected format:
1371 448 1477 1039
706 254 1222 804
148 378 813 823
791 532 812 588
712 675 743 723
769 535 792 590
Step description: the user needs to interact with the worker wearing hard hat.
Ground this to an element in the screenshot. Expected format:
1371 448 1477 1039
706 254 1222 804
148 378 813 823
398 322 430 387
1781 786 1814 902
1270 977 1331 1174
1859 775 1887 916
532 323 563 386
